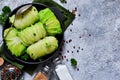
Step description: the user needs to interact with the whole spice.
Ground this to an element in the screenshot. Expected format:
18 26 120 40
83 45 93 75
59 0 67 3
1 65 22 80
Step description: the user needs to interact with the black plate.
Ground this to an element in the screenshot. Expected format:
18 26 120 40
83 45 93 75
3 3 64 65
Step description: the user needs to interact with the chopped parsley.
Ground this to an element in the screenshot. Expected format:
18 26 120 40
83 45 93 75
0 6 11 26
70 58 77 67
20 54 29 61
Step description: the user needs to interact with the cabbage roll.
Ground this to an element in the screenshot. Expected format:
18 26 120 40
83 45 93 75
18 22 46 46
27 36 58 60
12 6 39 29
4 28 26 57
38 8 62 36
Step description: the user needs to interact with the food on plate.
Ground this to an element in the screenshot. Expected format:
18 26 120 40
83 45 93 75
38 8 54 23
18 22 46 46
9 14 15 23
4 27 17 40
0 65 22 80
10 6 39 29
27 36 58 60
0 57 4 66
4 28 26 57
4 6 62 61
38 8 62 35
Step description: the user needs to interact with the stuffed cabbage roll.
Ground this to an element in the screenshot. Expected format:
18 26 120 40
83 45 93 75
10 6 39 29
27 36 58 60
18 22 46 46
38 8 62 36
4 28 26 57
4 28 17 40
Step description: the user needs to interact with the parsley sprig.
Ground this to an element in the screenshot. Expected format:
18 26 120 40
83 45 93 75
0 6 11 26
70 58 77 67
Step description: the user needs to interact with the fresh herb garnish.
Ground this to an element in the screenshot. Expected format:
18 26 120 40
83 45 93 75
2 6 11 14
70 58 77 67
20 54 29 61
38 58 42 62
0 6 11 26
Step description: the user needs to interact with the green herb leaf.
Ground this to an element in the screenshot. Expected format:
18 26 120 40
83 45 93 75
0 6 11 26
0 14 7 26
20 54 29 61
2 6 11 14
70 58 77 66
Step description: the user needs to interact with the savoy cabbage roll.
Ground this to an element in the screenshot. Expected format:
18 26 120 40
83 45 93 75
38 8 62 36
4 28 18 40
45 16 62 35
18 22 46 46
27 36 58 60
38 8 55 23
4 28 26 57
10 6 39 29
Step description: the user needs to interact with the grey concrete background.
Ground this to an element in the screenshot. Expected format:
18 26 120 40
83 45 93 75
1 0 120 80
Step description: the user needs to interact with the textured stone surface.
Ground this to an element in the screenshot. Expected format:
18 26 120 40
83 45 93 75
61 0 120 80
1 0 120 80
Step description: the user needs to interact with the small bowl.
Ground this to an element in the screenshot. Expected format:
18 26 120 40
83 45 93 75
3 3 64 65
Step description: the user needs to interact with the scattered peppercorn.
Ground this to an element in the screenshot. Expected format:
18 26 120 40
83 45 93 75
59 53 62 56
63 40 65 42
67 50 69 53
89 34 91 37
70 29 72 32
64 55 66 58
59 0 67 3
73 46 75 49
71 23 73 25
66 59 68 61
81 48 84 51
78 46 80 49
77 68 79 71
69 39 72 43
75 7 77 11
71 51 74 53
66 41 68 43
79 36 82 38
